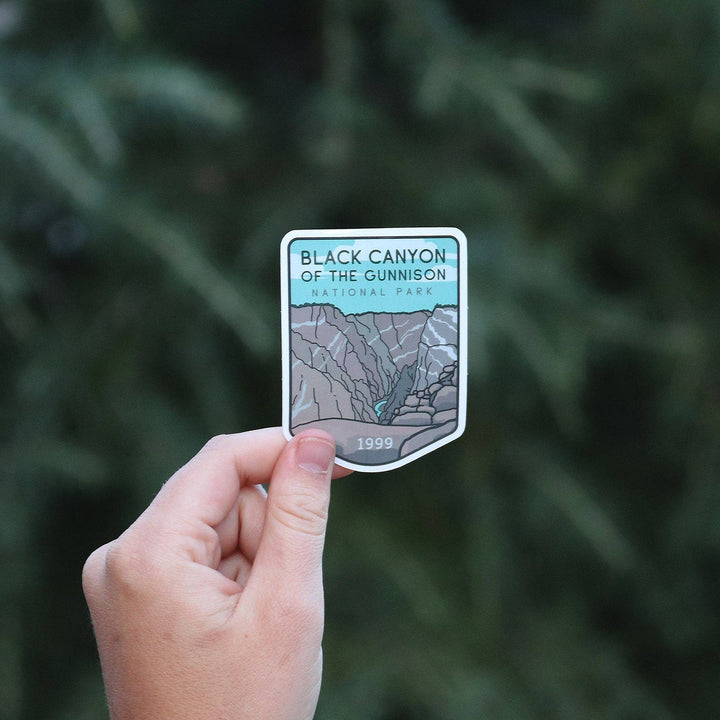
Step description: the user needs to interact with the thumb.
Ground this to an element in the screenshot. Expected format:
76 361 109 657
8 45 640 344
246 430 335 611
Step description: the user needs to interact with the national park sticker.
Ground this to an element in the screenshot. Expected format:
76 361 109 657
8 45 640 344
281 228 467 472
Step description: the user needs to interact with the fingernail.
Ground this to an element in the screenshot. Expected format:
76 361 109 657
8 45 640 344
296 436 335 475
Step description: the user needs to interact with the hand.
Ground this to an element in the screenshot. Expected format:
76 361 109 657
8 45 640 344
82 427 346 720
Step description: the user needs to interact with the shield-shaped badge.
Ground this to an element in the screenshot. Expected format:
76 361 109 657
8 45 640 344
281 228 467 472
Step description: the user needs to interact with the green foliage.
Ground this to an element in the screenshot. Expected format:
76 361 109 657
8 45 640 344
1 0 719 718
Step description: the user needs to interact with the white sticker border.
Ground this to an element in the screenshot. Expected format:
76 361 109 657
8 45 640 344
281 227 468 473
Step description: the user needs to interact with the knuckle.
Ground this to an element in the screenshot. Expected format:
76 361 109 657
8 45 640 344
201 433 231 455
82 537 156 606
103 540 133 579
270 489 328 537
101 537 158 598
81 545 109 602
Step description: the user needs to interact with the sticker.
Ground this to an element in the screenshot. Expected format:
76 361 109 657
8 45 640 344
281 228 467 472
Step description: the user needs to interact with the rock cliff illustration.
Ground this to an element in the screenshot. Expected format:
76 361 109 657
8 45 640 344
289 303 460 466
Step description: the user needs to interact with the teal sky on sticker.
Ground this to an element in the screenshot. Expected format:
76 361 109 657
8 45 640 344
288 236 459 314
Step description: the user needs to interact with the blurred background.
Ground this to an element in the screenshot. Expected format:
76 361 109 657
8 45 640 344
1 0 720 718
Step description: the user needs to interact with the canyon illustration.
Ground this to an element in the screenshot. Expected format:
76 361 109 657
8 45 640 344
289 303 460 467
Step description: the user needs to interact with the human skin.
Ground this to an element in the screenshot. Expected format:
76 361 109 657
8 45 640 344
82 427 348 720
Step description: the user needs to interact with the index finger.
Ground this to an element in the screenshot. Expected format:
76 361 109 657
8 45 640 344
148 428 288 529
142 427 352 531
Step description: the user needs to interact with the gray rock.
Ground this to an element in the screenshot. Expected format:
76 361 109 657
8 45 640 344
411 307 459 392
432 409 457 425
289 303 459 430
400 419 457 456
433 386 457 412
391 411 433 426
378 362 416 424
395 406 415 416
292 361 375 425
